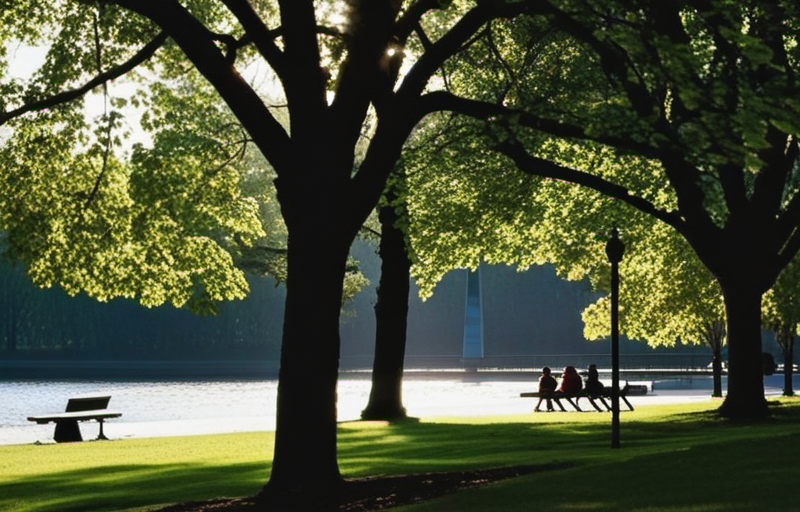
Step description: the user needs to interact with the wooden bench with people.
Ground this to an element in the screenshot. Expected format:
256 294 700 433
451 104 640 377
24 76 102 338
521 364 636 412
520 385 635 412
27 395 122 443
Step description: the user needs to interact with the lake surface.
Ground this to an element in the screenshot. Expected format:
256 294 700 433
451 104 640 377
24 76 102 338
1 373 793 446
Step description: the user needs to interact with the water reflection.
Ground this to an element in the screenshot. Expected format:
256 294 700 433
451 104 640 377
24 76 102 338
1 374 793 446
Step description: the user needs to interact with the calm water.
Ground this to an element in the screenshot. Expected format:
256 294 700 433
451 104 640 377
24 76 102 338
2 374 791 445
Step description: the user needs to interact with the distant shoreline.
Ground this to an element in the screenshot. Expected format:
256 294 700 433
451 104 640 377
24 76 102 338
0 360 280 380
0 359 721 382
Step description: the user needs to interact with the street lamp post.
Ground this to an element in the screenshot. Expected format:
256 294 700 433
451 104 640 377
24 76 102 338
605 228 625 449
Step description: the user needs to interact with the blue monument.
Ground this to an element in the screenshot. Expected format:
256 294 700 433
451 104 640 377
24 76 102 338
462 267 484 359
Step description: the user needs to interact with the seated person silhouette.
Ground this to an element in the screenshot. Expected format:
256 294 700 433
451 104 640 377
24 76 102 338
555 365 583 395
584 364 605 396
534 366 558 412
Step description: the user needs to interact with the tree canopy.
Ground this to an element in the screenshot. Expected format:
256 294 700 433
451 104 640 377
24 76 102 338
3 0 798 508
1 0 545 506
420 0 800 418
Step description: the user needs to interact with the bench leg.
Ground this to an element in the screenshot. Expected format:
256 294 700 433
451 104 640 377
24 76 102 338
564 397 582 412
54 420 83 443
587 397 604 412
621 396 634 411
553 398 567 412
96 419 109 440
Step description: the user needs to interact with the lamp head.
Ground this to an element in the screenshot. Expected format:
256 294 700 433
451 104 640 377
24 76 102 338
605 228 625 263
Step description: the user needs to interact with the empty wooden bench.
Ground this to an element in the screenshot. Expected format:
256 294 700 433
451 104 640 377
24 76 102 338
27 395 122 443
520 385 635 412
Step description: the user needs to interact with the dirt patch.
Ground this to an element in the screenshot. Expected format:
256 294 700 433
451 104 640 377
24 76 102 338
155 463 571 511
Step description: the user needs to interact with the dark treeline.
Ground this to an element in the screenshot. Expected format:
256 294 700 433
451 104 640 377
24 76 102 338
0 240 734 364
0 261 285 360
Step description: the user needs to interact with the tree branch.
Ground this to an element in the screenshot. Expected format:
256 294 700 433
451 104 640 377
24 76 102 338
277 0 327 130
0 31 168 126
418 91 662 158
329 1 402 169
776 225 800 276
776 178 800 248
536 0 655 119
394 0 448 45
220 0 286 76
752 131 797 224
348 102 422 229
495 140 687 233
397 0 526 101
103 0 292 174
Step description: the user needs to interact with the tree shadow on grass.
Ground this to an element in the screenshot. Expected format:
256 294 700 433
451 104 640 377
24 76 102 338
155 419 599 511
155 462 574 511
0 462 266 512
15 405 789 512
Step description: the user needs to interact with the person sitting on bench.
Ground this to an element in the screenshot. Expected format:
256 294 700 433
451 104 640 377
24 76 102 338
584 364 605 396
555 365 583 395
534 366 558 412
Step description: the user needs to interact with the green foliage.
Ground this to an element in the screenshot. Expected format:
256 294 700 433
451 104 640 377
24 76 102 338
0 60 264 310
0 0 373 314
406 0 800 357
763 255 800 341
404 112 720 349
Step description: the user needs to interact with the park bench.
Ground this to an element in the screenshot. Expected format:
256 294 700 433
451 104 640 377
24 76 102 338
27 395 122 443
520 385 635 412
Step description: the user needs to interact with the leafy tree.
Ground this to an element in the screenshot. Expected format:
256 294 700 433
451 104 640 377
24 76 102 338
2 0 543 505
763 258 800 396
581 221 729 398
427 0 800 418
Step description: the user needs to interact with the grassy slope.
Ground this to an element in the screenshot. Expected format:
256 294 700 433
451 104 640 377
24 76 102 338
1 399 798 511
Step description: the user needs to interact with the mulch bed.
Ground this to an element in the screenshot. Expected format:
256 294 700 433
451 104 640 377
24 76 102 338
156 462 572 511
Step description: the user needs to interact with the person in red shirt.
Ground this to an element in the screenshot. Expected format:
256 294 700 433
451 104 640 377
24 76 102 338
556 365 583 394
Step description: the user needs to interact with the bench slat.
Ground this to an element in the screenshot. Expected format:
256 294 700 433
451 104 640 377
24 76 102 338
27 410 122 424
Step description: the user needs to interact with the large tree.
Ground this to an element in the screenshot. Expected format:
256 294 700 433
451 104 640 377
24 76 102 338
1 0 540 506
423 0 800 418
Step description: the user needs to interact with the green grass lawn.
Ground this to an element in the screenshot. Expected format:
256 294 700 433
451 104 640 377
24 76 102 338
1 398 798 511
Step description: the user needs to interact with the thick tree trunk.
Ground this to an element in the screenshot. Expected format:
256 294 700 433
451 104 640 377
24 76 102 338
259 225 351 510
361 202 410 421
718 281 769 418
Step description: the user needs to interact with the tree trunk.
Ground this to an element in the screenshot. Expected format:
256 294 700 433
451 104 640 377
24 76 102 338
259 225 351 510
783 336 794 397
711 346 723 398
718 281 769 418
703 321 725 398
361 201 410 421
